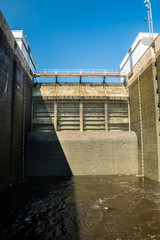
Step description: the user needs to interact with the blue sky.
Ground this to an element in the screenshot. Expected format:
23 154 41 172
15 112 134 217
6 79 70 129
1 0 160 70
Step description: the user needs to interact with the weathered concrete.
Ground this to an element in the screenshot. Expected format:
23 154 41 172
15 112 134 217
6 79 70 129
129 34 160 181
26 131 138 176
33 82 128 98
32 83 129 132
0 11 33 191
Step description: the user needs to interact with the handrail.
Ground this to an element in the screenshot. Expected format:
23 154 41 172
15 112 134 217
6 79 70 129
34 69 127 83
35 69 127 77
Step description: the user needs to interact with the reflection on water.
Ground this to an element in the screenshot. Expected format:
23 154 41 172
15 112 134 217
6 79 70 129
1 176 160 239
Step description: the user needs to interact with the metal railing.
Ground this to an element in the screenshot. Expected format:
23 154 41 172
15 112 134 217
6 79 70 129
34 69 127 83
36 69 126 76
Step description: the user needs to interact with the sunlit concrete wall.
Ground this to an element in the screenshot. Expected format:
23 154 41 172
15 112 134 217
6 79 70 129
0 11 33 191
128 34 160 181
32 83 129 132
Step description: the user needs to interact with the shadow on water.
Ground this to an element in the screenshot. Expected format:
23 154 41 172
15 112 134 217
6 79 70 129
0 177 80 240
2 175 160 239
0 83 81 239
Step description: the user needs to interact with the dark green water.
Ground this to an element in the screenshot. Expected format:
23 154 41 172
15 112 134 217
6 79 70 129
1 176 160 240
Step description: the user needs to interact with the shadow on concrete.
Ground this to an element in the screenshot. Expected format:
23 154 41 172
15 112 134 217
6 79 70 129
26 132 73 176
26 83 73 177
16 84 81 239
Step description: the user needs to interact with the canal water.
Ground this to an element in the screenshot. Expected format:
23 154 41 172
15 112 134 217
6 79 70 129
1 176 160 240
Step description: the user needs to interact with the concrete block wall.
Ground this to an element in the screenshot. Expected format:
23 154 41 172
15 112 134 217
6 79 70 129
0 11 33 191
129 34 160 181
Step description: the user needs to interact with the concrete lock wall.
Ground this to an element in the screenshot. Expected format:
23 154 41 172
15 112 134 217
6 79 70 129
0 10 138 186
26 83 139 176
26 132 138 176
0 11 33 192
2 9 160 183
129 34 160 182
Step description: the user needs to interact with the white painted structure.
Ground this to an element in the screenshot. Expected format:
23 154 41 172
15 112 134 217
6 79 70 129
12 30 36 74
120 32 158 79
